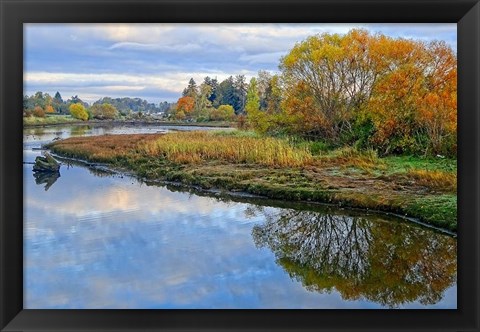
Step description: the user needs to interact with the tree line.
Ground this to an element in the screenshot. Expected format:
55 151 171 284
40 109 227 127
172 29 456 156
23 92 172 120
167 75 250 122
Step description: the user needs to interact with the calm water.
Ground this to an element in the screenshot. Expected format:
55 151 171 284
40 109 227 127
23 124 457 309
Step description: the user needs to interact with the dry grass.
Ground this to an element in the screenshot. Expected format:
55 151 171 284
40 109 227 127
329 147 386 170
48 134 162 162
407 169 457 193
144 131 313 167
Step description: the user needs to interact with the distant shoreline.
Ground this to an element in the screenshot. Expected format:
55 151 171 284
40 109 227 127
23 118 235 129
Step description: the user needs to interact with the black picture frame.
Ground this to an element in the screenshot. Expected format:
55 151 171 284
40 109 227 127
1 0 479 331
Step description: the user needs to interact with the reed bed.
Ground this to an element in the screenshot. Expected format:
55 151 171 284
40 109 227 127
144 131 313 167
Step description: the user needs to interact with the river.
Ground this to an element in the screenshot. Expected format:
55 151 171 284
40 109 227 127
23 124 457 309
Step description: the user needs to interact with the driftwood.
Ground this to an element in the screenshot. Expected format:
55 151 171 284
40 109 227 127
33 152 60 173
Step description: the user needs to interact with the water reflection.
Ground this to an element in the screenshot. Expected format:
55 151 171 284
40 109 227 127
69 125 91 136
252 208 457 308
33 171 60 191
23 124 457 309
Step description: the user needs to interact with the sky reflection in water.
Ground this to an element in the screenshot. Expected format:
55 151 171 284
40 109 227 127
23 126 457 309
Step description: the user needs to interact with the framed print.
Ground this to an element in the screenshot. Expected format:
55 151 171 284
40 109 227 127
1 0 479 331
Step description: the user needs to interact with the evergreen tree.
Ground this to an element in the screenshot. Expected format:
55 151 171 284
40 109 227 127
182 78 198 98
54 91 63 103
234 75 247 114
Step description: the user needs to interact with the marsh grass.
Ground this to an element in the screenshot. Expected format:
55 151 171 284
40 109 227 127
407 169 457 193
24 114 79 126
48 134 160 162
144 131 313 167
329 147 386 170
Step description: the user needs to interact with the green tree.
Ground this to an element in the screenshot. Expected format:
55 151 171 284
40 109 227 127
234 75 247 113
52 91 67 114
203 76 218 103
215 76 237 109
194 83 213 121
265 75 282 114
90 103 119 120
54 91 63 103
245 78 269 133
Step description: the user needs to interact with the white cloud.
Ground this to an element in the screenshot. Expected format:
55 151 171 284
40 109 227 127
108 42 202 53
239 51 286 64
24 23 456 103
24 70 258 103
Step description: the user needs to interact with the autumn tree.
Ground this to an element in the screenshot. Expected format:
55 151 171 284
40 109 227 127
365 38 457 154
417 41 457 155
45 105 55 114
280 30 382 141
69 103 88 121
274 29 457 156
175 96 195 120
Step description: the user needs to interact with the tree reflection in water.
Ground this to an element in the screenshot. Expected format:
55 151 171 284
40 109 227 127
251 208 457 308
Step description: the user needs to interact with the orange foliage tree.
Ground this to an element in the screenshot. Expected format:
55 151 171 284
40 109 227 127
275 29 456 156
175 96 195 120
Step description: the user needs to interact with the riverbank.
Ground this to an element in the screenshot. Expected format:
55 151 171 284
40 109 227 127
24 115 234 128
47 131 457 232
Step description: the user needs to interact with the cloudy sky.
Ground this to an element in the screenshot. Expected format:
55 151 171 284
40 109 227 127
24 23 456 105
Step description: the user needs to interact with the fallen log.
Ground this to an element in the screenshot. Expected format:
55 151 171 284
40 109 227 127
33 152 60 173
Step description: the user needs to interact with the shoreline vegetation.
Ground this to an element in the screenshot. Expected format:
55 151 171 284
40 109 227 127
47 130 457 232
23 114 234 128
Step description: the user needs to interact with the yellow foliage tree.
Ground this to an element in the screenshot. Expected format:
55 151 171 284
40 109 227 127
277 29 456 155
69 103 88 121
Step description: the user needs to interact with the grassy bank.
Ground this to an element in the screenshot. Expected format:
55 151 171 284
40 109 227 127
47 131 457 231
24 114 235 128
23 115 80 126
